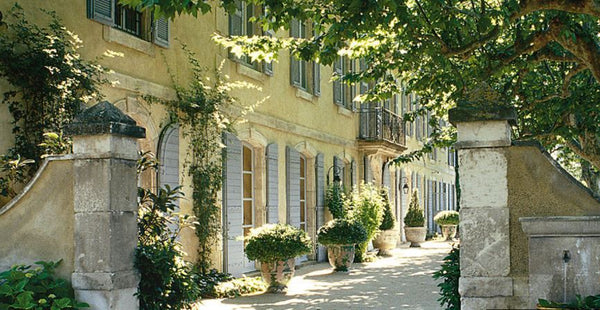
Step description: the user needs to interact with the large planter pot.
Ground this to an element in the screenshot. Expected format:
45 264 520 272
373 229 398 256
259 258 295 293
327 244 355 272
441 225 457 241
404 227 427 247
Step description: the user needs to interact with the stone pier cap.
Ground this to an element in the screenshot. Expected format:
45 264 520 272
449 105 517 149
65 101 146 138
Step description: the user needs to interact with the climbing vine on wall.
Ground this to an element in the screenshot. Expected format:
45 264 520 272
147 44 257 272
0 5 107 198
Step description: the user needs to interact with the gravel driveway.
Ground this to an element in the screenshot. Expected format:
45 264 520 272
194 241 454 310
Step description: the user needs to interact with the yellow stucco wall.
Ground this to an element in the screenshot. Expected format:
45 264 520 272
0 158 74 279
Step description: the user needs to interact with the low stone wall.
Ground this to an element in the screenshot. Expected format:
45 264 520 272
0 156 74 279
507 142 600 278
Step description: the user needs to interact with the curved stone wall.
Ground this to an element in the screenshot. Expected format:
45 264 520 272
0 157 74 279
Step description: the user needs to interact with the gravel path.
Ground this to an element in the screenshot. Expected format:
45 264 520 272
194 241 454 310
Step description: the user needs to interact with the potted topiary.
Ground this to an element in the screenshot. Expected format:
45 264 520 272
404 190 426 247
373 188 398 256
244 224 312 293
434 210 459 240
317 219 367 272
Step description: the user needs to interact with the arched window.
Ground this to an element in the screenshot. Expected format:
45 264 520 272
158 125 179 202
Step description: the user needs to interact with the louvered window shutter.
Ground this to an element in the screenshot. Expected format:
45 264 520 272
154 17 170 48
364 156 372 183
313 62 321 96
333 58 343 105
290 20 301 87
229 1 244 36
262 29 274 76
383 163 390 189
315 153 326 261
266 143 279 223
286 147 301 228
87 0 115 25
351 160 357 188
222 132 243 274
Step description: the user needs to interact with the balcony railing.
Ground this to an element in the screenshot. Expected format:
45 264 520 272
358 107 406 147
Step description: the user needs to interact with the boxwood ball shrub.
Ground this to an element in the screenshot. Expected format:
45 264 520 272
317 219 368 246
434 210 459 226
244 224 312 263
379 189 395 231
404 190 425 227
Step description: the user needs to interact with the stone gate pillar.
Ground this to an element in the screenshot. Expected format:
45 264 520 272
449 105 517 309
66 101 146 309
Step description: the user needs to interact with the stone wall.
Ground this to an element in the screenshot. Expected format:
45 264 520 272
507 142 600 277
0 157 74 279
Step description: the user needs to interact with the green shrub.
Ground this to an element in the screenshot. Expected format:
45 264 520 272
244 224 312 263
317 219 368 246
348 183 385 262
432 246 460 310
404 190 425 227
379 188 395 230
434 210 459 226
325 183 346 219
0 260 89 309
538 294 600 309
196 269 233 298
135 152 200 310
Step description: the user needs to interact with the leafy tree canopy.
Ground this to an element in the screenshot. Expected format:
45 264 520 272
122 0 600 173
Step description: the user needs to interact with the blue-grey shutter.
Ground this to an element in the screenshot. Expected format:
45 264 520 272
290 20 301 87
286 146 301 228
222 132 244 274
427 179 433 232
266 143 279 223
263 29 274 75
313 62 321 96
351 159 357 189
154 17 170 48
315 153 326 261
382 163 390 189
87 0 114 25
333 156 344 185
333 58 343 105
158 125 180 206
229 1 244 36
364 156 372 184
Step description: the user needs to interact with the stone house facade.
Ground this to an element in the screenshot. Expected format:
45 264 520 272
0 0 456 276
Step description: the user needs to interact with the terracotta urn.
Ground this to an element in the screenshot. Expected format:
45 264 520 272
441 225 457 241
259 258 296 293
404 227 427 247
373 229 398 256
327 244 355 272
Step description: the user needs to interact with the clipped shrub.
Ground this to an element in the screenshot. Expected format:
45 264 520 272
432 246 460 310
0 260 89 309
348 183 385 262
317 219 368 246
538 294 600 309
434 210 459 226
404 190 425 227
325 183 346 219
196 269 233 298
379 188 395 230
245 224 312 263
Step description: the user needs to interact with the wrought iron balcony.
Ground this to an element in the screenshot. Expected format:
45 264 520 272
358 107 406 154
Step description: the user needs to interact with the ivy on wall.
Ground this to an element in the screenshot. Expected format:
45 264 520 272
0 5 107 198
147 44 257 273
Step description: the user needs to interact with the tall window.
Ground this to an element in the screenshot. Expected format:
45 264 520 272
290 19 320 95
299 156 307 231
229 0 273 74
242 145 254 242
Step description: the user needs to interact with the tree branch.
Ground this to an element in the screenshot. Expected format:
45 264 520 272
513 0 600 20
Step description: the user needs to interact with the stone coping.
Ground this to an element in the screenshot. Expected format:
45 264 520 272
520 216 600 236
512 141 600 203
449 106 517 126
66 101 146 138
